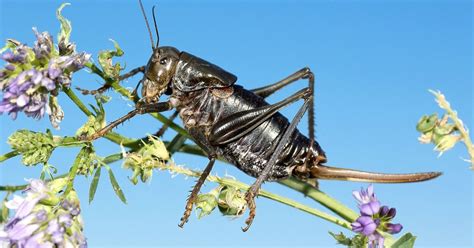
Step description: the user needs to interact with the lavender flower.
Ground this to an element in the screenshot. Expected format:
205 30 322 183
1 179 87 247
0 23 89 128
351 185 404 248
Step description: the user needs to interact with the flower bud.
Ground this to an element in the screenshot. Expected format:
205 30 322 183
8 130 55 166
416 113 438 133
47 178 68 194
195 191 218 219
140 168 153 183
434 134 460 153
217 186 247 216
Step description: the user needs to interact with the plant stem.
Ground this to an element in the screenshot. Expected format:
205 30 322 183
430 90 474 169
63 87 93 116
279 178 359 222
0 173 68 191
161 163 353 230
0 151 19 163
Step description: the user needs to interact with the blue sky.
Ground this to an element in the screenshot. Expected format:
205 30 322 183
0 0 472 247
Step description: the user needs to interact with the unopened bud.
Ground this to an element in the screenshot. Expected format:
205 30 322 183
218 186 247 216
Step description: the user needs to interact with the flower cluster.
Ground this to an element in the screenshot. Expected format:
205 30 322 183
417 113 461 155
122 136 170 184
351 185 402 248
0 179 87 247
195 186 247 219
0 8 90 128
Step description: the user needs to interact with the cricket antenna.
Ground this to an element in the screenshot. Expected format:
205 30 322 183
139 0 155 50
152 5 160 47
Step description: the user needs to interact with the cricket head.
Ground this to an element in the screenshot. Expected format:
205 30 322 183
141 46 180 103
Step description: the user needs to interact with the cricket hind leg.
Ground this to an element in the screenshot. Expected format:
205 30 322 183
76 66 145 95
242 91 312 232
178 127 217 228
250 67 318 158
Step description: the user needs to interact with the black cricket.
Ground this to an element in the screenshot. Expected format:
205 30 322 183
85 2 441 231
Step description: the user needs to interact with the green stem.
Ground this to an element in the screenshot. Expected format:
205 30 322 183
0 173 68 191
430 90 474 169
279 178 359 222
161 164 352 230
0 151 19 163
63 87 93 116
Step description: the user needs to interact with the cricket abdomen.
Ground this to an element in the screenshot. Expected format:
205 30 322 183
171 85 326 181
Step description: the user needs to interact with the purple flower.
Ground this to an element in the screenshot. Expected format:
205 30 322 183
1 27 90 127
352 216 377 236
379 205 397 220
353 184 377 205
2 179 87 247
350 185 404 248
386 223 403 234
367 232 385 248
360 200 381 216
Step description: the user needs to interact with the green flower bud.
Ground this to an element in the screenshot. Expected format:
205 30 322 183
75 116 103 137
76 146 96 176
129 167 141 185
140 168 153 183
98 39 124 79
47 178 68 193
416 114 438 133
435 135 461 153
218 186 247 216
433 123 456 136
122 136 170 185
195 192 218 219
8 130 55 166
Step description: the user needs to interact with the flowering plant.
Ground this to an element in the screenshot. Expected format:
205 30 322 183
0 3 470 248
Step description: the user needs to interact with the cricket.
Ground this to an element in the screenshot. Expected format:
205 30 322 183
82 0 442 232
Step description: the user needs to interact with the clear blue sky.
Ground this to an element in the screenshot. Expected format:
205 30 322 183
0 0 472 247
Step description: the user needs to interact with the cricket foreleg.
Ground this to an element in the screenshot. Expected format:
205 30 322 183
84 101 172 141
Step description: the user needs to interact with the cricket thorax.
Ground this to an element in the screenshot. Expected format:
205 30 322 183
170 85 327 181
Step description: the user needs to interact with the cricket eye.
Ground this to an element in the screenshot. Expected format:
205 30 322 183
160 58 168 65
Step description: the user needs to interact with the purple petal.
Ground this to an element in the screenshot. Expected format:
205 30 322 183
5 64 15 71
31 71 43 85
16 94 30 107
15 196 43 219
360 201 381 216
8 222 40 241
47 219 60 235
58 214 72 227
1 52 14 61
5 195 25 210
352 216 377 236
48 67 61 79
41 77 55 91
386 223 403 234
27 179 47 194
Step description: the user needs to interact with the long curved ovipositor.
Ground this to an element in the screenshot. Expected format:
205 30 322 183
311 165 442 183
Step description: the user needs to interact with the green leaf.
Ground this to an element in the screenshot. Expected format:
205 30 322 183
56 3 72 46
106 165 127 204
329 232 352 246
391 233 417 248
63 145 91 196
89 166 102 204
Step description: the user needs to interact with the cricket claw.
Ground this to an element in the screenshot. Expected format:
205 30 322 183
241 191 257 232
